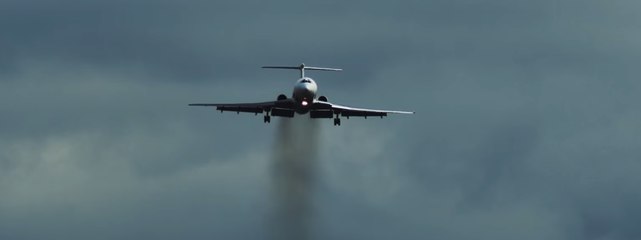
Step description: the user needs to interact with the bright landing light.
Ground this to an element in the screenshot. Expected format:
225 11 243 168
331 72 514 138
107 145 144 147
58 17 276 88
302 101 308 106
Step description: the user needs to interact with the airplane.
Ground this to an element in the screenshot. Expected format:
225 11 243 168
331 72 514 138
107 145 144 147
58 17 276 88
189 64 413 126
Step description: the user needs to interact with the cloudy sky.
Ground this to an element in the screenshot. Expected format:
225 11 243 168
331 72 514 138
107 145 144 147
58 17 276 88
1 0 641 239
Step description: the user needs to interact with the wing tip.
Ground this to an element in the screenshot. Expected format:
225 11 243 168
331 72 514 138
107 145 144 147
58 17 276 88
396 111 415 114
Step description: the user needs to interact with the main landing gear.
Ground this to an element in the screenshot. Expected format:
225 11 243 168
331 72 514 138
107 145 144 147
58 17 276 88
333 115 341 126
264 110 271 123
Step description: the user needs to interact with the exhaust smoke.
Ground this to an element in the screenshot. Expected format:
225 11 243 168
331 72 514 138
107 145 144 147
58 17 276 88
269 117 320 240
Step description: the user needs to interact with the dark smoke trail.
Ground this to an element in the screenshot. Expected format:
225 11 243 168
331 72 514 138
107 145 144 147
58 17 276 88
269 117 320 240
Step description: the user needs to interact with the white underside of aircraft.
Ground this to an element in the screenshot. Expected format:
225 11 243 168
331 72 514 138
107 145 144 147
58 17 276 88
189 64 413 126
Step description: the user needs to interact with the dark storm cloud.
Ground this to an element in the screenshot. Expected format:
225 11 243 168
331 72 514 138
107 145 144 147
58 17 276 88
1 0 641 239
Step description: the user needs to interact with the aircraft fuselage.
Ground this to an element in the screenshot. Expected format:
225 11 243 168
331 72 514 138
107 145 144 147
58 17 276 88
292 77 318 113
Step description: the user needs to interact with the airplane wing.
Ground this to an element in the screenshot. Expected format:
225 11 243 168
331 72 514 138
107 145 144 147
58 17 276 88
188 101 276 114
188 99 413 120
188 99 297 116
311 101 414 118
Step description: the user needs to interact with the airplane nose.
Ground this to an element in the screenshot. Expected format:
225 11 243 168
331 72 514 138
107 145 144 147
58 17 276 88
297 83 310 91
303 83 313 91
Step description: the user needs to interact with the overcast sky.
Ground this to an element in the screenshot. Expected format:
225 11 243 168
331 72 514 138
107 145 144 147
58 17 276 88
1 0 641 239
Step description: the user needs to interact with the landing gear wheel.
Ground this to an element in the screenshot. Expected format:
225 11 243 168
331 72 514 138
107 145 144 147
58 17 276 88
264 115 271 123
333 118 341 126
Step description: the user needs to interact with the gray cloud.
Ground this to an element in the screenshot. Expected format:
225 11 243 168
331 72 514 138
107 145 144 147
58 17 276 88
1 0 641 239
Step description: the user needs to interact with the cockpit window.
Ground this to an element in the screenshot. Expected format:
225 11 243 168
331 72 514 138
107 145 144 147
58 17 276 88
301 79 312 83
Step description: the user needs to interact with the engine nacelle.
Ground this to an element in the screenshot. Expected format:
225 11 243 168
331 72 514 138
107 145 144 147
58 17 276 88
318 96 328 102
277 94 287 101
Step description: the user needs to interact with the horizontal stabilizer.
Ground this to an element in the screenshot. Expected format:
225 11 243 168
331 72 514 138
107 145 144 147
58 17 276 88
262 63 341 77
